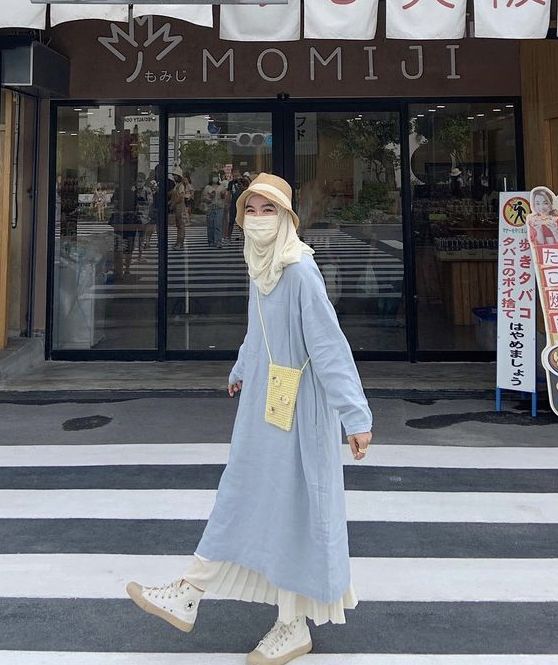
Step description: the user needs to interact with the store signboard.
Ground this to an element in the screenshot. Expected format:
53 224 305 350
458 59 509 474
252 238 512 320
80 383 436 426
526 186 558 416
496 192 536 395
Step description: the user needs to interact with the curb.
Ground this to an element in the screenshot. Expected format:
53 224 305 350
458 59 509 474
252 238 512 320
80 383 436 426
0 387 497 404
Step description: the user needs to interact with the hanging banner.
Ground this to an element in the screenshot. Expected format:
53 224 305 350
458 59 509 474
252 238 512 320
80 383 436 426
386 0 466 40
50 5 128 25
496 192 537 395
0 1 45 29
133 5 213 27
220 0 300 41
474 0 550 39
304 0 378 40
527 187 558 416
36 0 287 3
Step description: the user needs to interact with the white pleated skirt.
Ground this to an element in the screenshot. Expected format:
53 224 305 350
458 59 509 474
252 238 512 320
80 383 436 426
184 553 358 626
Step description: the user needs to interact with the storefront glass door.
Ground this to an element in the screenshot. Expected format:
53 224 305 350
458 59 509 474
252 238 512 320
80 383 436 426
408 102 519 356
51 105 161 352
293 110 406 353
49 100 520 361
166 112 273 352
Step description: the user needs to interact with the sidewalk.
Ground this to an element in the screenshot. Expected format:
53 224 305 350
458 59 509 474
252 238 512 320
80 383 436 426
0 356 497 397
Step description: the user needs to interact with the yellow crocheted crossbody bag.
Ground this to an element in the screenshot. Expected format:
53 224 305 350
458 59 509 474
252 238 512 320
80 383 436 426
256 288 310 432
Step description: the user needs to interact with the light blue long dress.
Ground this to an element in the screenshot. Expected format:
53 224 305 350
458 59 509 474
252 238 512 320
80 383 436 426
195 253 373 605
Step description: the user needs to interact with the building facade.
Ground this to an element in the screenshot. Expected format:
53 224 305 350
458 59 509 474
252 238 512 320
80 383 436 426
1 7 553 362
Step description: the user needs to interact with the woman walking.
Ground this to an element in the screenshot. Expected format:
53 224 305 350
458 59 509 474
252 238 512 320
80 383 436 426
127 173 373 665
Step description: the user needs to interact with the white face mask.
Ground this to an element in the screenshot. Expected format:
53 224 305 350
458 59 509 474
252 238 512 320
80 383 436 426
243 214 280 245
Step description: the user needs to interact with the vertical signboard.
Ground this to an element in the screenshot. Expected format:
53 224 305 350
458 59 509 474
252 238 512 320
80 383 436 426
497 193 536 395
526 186 558 416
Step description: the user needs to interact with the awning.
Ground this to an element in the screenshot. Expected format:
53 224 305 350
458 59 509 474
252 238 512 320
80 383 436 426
0 0 555 40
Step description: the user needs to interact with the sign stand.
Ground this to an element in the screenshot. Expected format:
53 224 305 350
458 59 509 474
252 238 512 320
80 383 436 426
495 387 537 417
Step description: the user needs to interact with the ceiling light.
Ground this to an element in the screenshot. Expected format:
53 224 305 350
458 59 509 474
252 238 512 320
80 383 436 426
436 105 446 109
505 104 514 108
492 108 502 112
428 109 436 112
476 113 485 117
73 108 82 112
417 114 425 118
467 116 475 120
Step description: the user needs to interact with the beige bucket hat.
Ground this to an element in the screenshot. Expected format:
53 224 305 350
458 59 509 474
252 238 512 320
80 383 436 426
236 173 300 229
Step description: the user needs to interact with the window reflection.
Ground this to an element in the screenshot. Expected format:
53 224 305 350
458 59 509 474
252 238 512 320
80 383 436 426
53 105 160 350
167 113 272 351
409 103 518 352
295 111 405 353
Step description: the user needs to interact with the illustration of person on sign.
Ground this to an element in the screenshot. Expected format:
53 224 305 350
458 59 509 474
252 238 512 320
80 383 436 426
511 198 528 226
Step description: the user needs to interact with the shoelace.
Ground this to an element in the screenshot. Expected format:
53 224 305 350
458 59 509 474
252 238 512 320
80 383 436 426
259 620 297 653
149 579 187 600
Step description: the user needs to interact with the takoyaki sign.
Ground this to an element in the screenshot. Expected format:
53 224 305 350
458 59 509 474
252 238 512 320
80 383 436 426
527 187 558 416
496 193 536 397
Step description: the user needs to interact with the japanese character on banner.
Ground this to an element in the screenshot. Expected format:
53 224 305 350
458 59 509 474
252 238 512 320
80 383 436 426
526 186 558 416
220 0 301 42
474 0 551 39
304 0 378 40
386 0 466 39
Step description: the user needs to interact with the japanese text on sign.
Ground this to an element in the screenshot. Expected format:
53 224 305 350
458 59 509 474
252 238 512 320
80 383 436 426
497 193 536 393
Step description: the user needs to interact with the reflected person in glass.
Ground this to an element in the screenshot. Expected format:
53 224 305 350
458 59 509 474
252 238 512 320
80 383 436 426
203 172 226 249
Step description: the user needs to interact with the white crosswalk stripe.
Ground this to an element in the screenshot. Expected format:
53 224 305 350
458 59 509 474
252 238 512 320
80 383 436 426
2 488 556 522
2 554 557 602
4 655 558 665
2 443 558 468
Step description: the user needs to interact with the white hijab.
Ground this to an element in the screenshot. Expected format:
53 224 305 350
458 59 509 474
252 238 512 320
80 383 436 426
243 206 314 295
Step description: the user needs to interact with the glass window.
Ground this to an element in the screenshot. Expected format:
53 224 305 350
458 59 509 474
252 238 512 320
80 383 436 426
167 112 272 351
409 102 518 352
295 111 405 353
52 105 160 350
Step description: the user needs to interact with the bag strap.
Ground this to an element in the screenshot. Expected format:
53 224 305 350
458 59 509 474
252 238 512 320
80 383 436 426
255 287 310 371
255 287 273 365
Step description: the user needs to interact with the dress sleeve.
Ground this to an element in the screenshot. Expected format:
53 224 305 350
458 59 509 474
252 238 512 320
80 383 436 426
300 264 373 436
228 338 247 385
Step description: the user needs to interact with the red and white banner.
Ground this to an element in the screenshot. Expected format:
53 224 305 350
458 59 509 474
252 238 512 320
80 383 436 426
496 193 537 395
0 1 45 28
133 5 213 28
50 5 128 26
386 0 466 39
474 0 551 39
304 0 378 40
220 0 300 41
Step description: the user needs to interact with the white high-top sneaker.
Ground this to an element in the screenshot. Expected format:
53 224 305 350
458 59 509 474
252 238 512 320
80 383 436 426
126 578 204 633
247 615 312 665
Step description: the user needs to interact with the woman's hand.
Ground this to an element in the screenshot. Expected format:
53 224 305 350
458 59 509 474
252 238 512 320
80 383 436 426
227 381 243 397
347 431 373 461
